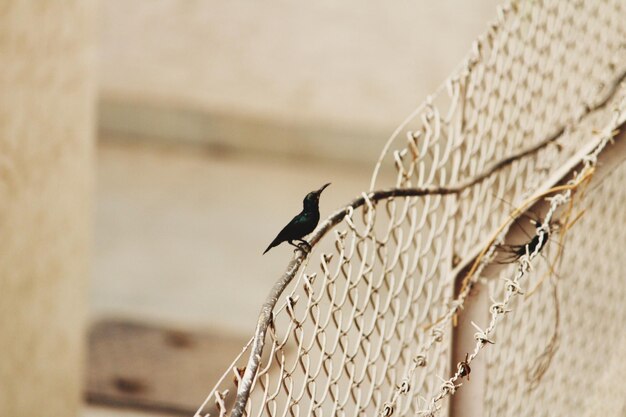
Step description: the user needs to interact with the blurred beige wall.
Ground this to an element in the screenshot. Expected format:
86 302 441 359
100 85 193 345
0 2 95 416
98 0 499 162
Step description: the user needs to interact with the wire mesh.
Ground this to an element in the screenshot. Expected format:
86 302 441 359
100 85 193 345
482 160 626 417
197 0 626 416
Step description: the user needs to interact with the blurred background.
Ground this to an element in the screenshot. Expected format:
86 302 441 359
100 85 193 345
0 1 499 416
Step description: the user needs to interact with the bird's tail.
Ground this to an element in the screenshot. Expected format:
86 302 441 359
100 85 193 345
263 239 279 255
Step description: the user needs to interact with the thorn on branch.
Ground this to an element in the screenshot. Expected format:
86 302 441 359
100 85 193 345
233 367 246 387
457 353 471 380
381 402 394 416
431 327 444 342
399 379 411 394
414 354 427 367
504 278 525 295
471 321 495 345
490 302 511 315
441 379 462 395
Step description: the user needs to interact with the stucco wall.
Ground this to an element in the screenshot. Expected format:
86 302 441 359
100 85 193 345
0 2 95 416
98 1 499 161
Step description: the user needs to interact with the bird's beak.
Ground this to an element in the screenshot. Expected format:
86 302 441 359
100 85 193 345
316 183 331 195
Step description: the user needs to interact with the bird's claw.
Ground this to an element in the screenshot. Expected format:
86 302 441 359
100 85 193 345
297 241 312 253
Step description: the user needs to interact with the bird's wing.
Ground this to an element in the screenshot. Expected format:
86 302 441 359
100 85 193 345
263 213 308 254
287 212 311 227
275 212 307 240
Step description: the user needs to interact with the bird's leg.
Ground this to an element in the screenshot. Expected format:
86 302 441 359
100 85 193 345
295 239 312 252
287 239 311 253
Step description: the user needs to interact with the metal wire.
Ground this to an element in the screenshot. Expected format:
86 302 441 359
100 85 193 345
196 1 626 416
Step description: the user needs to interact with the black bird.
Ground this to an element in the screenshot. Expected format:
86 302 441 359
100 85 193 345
263 183 330 255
